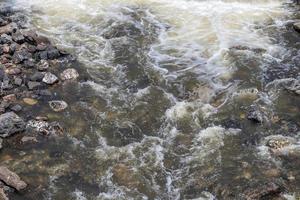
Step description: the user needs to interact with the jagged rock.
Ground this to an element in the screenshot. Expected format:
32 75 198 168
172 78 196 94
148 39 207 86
37 60 49 71
42 72 58 85
49 100 68 112
60 68 79 81
27 81 41 90
0 166 27 191
0 112 25 138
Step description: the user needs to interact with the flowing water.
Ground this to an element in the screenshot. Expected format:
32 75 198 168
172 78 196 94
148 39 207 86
1 0 300 199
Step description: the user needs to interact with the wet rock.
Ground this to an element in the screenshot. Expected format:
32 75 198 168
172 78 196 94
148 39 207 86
23 59 35 68
37 60 49 71
1 80 13 90
0 166 27 191
35 89 52 96
49 101 68 112
5 67 21 75
30 72 44 82
21 136 37 143
0 112 25 138
243 182 281 200
42 72 58 85
60 68 79 81
23 98 38 106
247 106 264 123
0 188 8 200
36 51 48 60
0 23 17 35
13 77 22 86
12 30 25 44
0 34 12 44
47 47 60 59
12 49 31 64
293 21 300 33
10 104 22 112
27 81 41 90
2 94 16 103
27 120 63 135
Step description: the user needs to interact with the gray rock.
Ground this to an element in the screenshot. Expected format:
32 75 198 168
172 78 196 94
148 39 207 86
247 106 264 123
27 81 41 90
14 77 22 86
12 30 25 44
42 72 58 85
0 112 25 138
60 68 79 81
49 100 68 112
37 60 49 71
10 104 22 112
30 72 44 81
0 166 27 191
1 80 13 90
293 21 300 33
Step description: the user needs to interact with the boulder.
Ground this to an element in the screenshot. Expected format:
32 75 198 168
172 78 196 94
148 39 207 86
0 112 25 138
60 68 79 81
42 72 58 85
0 166 27 191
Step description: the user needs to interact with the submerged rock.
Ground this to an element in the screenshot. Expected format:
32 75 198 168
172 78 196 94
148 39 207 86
60 68 79 81
49 100 68 112
0 112 25 138
247 106 264 123
0 166 27 191
42 72 58 85
27 120 63 135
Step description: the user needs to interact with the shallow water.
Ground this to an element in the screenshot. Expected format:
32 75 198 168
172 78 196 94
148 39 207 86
1 0 300 199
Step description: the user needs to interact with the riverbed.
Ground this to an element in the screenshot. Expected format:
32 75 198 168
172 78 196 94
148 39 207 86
1 0 300 199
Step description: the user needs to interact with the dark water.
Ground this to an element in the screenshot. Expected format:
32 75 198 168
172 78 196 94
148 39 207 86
1 0 300 199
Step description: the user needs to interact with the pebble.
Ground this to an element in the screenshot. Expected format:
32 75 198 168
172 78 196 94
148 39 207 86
49 100 68 112
60 68 79 81
37 60 49 71
42 72 58 85
27 81 41 90
23 98 38 106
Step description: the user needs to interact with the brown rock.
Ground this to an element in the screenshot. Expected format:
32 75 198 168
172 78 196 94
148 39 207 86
0 188 8 200
5 67 21 75
0 23 17 35
2 94 16 103
0 166 27 191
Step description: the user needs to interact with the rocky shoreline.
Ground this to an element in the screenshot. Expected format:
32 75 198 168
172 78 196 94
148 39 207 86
0 5 80 199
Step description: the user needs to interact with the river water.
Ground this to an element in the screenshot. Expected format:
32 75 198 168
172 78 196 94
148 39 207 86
1 0 300 199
